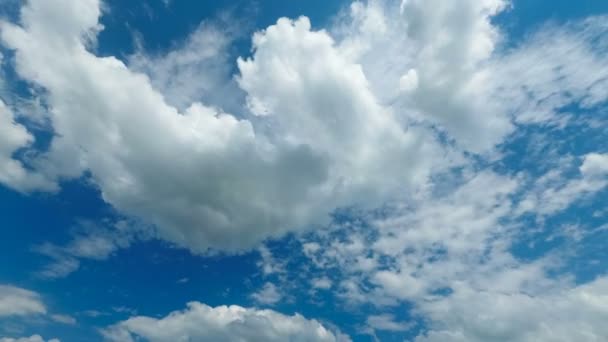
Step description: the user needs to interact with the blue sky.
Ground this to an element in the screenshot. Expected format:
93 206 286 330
0 0 608 341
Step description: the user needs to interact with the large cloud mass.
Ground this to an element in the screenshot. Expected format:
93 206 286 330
0 0 442 252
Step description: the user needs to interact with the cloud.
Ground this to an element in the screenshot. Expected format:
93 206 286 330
50 314 76 325
34 220 145 279
489 16 608 125
0 100 55 192
0 285 46 317
581 153 608 178
102 302 349 342
294 155 607 339
397 0 512 151
0 336 59 342
516 154 608 217
0 0 443 252
416 277 608 342
251 282 283 305
366 314 413 332
311 277 332 290
331 0 512 152
128 17 244 113
0 0 607 341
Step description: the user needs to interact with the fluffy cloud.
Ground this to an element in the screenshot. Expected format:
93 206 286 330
102 302 349 342
0 100 54 192
0 336 59 342
293 152 608 339
0 285 46 317
1 0 607 339
0 0 443 252
398 0 512 151
331 0 512 152
417 277 608 342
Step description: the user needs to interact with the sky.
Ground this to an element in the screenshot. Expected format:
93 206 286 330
0 0 607 341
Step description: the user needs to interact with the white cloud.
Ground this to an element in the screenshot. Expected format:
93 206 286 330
50 314 76 325
366 314 412 332
581 153 608 178
34 220 145 279
0 100 55 192
517 154 608 218
331 0 512 152
397 0 512 151
296 161 608 339
128 18 243 113
489 16 608 125
251 282 283 305
416 277 608 342
0 285 46 317
0 336 59 342
0 0 606 341
0 0 444 253
312 277 332 290
102 302 349 342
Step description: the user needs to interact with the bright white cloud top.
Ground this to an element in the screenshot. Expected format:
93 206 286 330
103 302 348 342
0 0 607 341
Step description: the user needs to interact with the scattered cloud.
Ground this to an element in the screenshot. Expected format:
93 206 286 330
50 314 76 325
251 282 283 305
0 100 55 192
34 220 145 279
0 285 46 317
0 336 59 342
366 314 413 332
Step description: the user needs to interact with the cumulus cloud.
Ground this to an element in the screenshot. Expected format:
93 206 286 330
1 0 608 339
0 336 59 342
332 1 608 153
397 0 512 151
0 285 46 317
330 0 512 152
102 302 349 342
0 0 443 252
416 277 608 342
